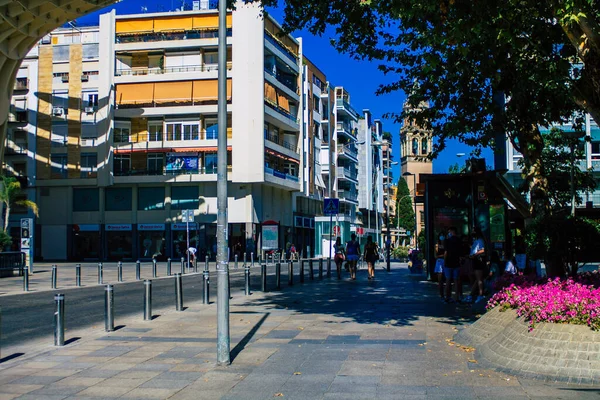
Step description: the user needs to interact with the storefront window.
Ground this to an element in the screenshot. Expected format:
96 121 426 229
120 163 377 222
171 225 199 260
139 230 166 260
73 228 101 261
106 225 133 261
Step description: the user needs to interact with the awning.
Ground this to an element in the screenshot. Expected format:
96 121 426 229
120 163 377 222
265 148 299 163
493 172 531 218
113 146 231 154
315 173 326 188
116 18 154 34
153 16 192 32
115 83 154 105
264 82 277 105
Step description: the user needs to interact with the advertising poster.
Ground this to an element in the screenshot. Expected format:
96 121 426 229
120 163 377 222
261 225 279 250
489 204 506 243
166 154 199 173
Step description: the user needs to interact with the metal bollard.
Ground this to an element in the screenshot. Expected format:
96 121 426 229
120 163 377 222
288 261 293 286
203 265 210 304
175 273 184 311
327 258 332 278
205 255 209 272
319 258 323 280
152 259 157 278
105 285 114 332
23 266 29 291
75 264 81 287
261 263 267 292
251 252 254 266
51 265 57 289
309 259 314 281
194 257 198 273
144 280 152 321
180 257 185 275
167 258 172 276
244 263 250 295
300 259 305 283
98 262 103 284
234 254 238 269
54 293 65 346
243 252 247 266
275 262 281 290
117 261 123 282
136 260 141 281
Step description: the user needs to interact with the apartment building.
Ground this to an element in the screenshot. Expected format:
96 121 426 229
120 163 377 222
15 2 307 261
315 87 361 256
357 110 384 247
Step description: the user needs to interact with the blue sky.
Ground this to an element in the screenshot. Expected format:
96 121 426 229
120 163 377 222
77 0 492 177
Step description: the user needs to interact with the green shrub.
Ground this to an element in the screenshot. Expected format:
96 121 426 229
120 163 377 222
0 230 13 251
392 246 409 259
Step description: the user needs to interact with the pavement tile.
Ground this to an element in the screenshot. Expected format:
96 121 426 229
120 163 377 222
100 377 151 388
0 385 43 395
12 395 68 400
74 385 133 397
121 388 181 399
26 385 86 396
0 394 20 400
9 375 65 385
55 376 106 386
139 378 191 390
73 369 121 379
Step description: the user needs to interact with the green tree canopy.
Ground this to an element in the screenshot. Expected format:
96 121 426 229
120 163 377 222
254 0 600 216
396 177 415 233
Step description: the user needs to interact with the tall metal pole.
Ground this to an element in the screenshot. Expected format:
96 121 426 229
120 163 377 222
386 157 391 272
216 0 230 366
413 176 417 250
571 142 576 217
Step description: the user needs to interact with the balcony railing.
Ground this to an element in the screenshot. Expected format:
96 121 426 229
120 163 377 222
116 62 232 76
593 160 600 170
337 144 358 159
338 189 358 203
114 165 231 177
264 67 298 93
8 111 28 123
264 31 298 64
265 132 298 153
335 98 359 119
337 166 358 181
264 100 297 124
116 28 232 44
265 166 299 182
336 123 356 137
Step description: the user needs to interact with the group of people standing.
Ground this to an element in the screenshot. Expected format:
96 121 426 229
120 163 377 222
435 226 524 304
332 234 380 280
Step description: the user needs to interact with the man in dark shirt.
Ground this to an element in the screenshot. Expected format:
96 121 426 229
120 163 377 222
444 227 463 303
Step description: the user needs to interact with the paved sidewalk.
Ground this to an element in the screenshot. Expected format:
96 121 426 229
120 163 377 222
0 264 598 399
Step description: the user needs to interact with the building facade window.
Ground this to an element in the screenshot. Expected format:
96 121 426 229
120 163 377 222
171 186 199 210
138 187 165 211
50 154 67 178
148 121 163 141
84 92 98 108
147 153 164 174
204 153 217 174
421 138 428 155
80 153 97 178
412 138 418 155
73 188 99 211
105 187 132 211
51 121 68 147
204 118 218 140
114 122 131 143
114 154 131 176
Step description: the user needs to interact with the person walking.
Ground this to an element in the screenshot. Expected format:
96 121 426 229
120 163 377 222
345 233 361 280
363 236 379 280
443 227 462 303
434 232 446 300
333 237 345 279
467 227 487 304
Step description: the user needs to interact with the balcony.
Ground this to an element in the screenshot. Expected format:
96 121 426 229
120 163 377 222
264 67 298 94
338 189 358 203
264 100 298 126
265 132 298 153
114 165 232 177
116 62 232 77
264 31 298 64
337 144 358 161
335 98 359 120
336 122 356 139
8 111 28 124
116 96 231 109
336 166 358 182
5 141 27 155
116 28 232 44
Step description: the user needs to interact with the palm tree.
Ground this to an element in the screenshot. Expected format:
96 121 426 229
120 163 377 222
0 176 39 232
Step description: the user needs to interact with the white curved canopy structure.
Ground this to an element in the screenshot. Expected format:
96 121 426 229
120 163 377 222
0 0 116 146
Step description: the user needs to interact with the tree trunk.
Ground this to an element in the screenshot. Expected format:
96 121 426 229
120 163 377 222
4 202 10 233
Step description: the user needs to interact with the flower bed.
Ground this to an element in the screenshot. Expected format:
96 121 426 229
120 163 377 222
487 271 600 331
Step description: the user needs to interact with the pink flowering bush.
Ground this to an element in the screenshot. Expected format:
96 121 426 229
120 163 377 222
487 272 600 331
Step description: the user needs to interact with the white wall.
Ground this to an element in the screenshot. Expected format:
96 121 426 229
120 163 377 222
231 1 265 183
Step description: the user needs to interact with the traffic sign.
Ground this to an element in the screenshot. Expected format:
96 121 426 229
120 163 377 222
357 227 364 236
182 209 194 223
333 225 341 236
323 198 339 216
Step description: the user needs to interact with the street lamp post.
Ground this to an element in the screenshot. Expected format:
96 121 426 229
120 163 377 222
386 159 399 272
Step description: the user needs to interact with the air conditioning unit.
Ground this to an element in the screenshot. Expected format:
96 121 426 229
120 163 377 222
84 106 95 114
52 107 64 116
81 74 89 82
81 139 93 146
61 75 69 83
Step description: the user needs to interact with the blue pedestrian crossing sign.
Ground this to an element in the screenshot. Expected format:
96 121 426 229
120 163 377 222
323 198 340 216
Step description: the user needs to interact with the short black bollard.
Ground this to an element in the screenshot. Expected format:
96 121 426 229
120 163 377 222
244 264 250 295
51 265 57 289
117 261 123 282
105 285 114 332
327 259 332 278
23 266 29 291
203 266 210 304
175 273 183 311
54 293 65 346
152 259 157 278
75 264 81 287
319 258 323 280
309 259 314 281
180 257 185 275
194 257 198 273
275 262 281 290
144 280 152 321
288 261 293 286
261 263 267 292
251 252 254 266
300 259 305 283
167 258 172 276
136 260 141 281
234 254 238 269
98 262 103 284
243 252 247 266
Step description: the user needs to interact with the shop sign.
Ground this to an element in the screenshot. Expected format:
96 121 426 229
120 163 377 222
106 224 132 231
138 223 165 231
172 223 198 231
74 224 100 232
